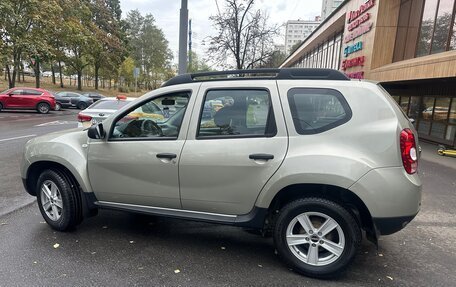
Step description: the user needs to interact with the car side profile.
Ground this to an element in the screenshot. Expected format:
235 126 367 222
20 69 421 278
55 91 93 109
0 87 56 113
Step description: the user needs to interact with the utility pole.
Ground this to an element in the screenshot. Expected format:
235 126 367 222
188 19 192 71
178 0 189 75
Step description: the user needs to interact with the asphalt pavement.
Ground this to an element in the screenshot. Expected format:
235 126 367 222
0 111 455 286
0 109 79 216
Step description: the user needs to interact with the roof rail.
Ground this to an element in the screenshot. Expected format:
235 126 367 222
161 68 349 87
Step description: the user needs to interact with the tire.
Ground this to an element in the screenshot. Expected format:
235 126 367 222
0 102 3 111
77 102 88 110
273 198 361 279
55 102 62 111
37 102 50 114
36 169 83 231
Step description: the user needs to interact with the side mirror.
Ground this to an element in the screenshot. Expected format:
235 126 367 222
88 123 105 139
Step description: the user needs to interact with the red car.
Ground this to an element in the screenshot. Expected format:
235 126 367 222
0 87 56 114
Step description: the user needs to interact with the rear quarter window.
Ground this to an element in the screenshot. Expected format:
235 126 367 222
288 88 352 134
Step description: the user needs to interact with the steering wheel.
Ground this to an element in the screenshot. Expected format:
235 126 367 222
141 119 163 137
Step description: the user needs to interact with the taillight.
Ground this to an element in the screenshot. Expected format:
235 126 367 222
400 128 418 174
77 113 92 122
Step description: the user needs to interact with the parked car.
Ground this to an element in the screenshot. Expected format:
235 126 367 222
21 69 422 278
55 91 93 109
83 92 106 102
77 96 134 128
52 92 71 111
77 95 164 128
0 87 55 113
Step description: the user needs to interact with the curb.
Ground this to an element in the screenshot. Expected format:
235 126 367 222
0 197 36 218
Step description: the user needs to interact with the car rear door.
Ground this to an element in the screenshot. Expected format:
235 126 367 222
178 81 288 215
22 89 42 108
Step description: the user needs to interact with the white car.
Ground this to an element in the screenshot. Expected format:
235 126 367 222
77 96 135 128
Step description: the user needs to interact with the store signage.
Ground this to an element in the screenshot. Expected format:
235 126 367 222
344 22 373 43
347 0 375 23
345 71 364 79
348 13 370 31
342 56 365 70
344 41 363 57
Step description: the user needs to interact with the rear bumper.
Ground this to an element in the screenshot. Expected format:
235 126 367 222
373 214 417 236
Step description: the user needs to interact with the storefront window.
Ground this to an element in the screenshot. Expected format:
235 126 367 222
409 96 421 120
431 0 454 53
447 100 456 141
430 97 451 139
400 96 410 114
418 97 436 135
417 0 439 56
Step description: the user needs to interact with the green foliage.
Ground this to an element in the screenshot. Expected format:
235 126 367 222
187 51 213 73
119 56 135 86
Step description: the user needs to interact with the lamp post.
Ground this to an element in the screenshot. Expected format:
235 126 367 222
178 0 189 75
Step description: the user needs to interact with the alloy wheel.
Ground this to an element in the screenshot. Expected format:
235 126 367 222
40 180 63 221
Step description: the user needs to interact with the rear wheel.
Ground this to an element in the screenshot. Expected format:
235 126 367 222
37 102 50 114
77 102 87 110
273 198 361 278
55 102 62 111
36 169 83 231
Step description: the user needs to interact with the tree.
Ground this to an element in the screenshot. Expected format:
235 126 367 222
207 0 279 69
290 41 303 54
89 0 125 90
119 56 135 87
261 50 287 68
0 0 61 88
187 51 213 73
124 10 172 89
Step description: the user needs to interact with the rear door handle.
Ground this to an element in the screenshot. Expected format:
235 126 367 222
156 153 177 159
249 153 274 160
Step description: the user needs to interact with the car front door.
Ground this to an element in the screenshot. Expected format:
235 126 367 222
179 81 288 215
5 89 24 108
87 89 196 208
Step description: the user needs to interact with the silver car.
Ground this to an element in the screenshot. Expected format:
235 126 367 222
20 69 421 278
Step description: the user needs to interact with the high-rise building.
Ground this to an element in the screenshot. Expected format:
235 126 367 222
284 18 321 54
321 0 344 20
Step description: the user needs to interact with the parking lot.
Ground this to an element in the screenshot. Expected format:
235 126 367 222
0 109 455 286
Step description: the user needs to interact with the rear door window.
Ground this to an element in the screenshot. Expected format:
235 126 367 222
288 88 351 134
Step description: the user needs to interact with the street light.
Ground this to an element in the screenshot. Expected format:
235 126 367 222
178 0 188 75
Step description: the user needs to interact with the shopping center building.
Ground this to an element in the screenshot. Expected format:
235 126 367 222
281 0 456 147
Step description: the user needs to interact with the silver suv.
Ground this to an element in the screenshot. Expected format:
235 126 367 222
20 69 422 278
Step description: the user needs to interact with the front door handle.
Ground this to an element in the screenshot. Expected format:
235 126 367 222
156 153 177 159
249 153 274 160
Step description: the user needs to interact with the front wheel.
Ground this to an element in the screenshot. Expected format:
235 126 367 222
55 102 62 111
77 102 87 110
273 198 361 278
36 169 83 231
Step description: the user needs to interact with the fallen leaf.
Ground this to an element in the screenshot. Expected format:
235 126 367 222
39 222 46 224
258 264 263 268
53 243 60 249
221 246 226 250
91 252 96 255
378 253 383 257
138 267 144 270
129 241 135 244
0 222 7 226
33 261 37 264
102 226 108 229
174 269 180 274
386 276 393 281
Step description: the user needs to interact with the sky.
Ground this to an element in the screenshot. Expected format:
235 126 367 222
120 0 323 64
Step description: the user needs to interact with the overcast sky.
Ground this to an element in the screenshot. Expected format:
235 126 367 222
120 0 323 64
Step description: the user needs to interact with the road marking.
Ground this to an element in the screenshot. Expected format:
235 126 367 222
35 120 76 127
0 134 36 143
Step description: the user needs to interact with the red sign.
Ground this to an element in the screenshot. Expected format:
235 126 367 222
347 0 375 24
348 13 370 31
342 56 365 70
344 22 373 43
346 71 364 79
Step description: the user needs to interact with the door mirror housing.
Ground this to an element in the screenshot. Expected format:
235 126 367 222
88 123 105 139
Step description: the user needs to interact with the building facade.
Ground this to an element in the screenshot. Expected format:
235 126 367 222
281 0 456 147
322 0 344 19
284 19 321 54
